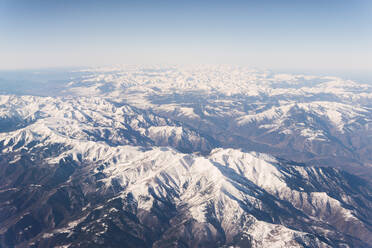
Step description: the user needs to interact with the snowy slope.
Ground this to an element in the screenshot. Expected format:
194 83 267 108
0 137 370 247
0 95 216 154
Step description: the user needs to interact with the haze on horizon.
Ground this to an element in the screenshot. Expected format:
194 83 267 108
0 0 371 78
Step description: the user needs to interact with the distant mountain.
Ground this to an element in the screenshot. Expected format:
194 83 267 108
0 66 371 247
60 65 372 179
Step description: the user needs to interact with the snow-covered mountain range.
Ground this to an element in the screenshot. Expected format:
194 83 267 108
0 66 371 247
58 65 372 178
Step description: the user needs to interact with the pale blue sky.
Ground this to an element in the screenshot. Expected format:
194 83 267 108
0 0 371 76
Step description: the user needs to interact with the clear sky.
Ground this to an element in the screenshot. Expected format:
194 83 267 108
0 0 371 76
